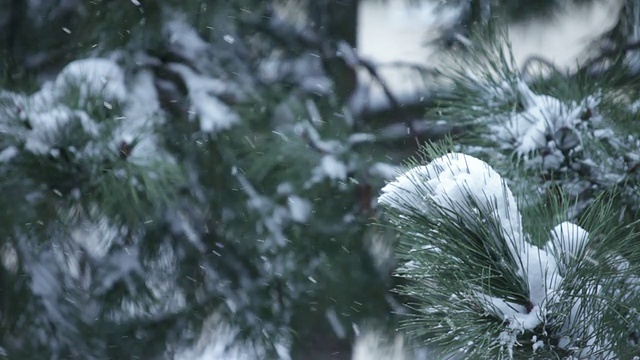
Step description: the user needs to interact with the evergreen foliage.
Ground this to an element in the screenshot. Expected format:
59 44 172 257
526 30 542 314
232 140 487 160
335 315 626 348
379 146 640 359
0 0 397 358
3 0 640 359
432 7 640 217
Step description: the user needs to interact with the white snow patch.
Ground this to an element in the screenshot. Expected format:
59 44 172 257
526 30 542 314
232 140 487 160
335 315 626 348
379 153 523 248
94 246 144 295
545 222 589 270
165 19 209 61
1 243 18 273
0 146 18 162
319 155 347 181
479 293 527 319
352 328 407 360
115 69 164 161
475 249 562 328
170 64 240 133
348 132 376 145
276 182 294 195
55 58 127 103
509 305 543 333
294 122 345 154
305 154 349 188
125 70 161 121
532 339 545 352
71 217 121 258
558 289 614 358
522 242 561 306
191 92 239 133
24 106 98 154
287 195 311 223
26 251 76 334
175 312 290 360
493 81 596 156
13 58 131 156
593 128 614 140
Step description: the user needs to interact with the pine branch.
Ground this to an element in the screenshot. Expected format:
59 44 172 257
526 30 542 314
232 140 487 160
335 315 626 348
379 146 640 359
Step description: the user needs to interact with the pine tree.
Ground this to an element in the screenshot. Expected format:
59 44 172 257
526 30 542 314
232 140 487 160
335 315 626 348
376 0 640 358
0 0 406 358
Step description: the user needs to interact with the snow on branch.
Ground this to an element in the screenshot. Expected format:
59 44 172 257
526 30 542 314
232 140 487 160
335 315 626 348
379 153 524 251
54 58 127 104
169 64 240 134
491 81 599 160
378 151 640 358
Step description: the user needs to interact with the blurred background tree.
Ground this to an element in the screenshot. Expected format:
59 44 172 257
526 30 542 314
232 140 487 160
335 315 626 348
0 1 404 358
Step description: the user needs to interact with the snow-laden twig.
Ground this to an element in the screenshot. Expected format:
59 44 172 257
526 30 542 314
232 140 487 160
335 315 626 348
379 151 640 359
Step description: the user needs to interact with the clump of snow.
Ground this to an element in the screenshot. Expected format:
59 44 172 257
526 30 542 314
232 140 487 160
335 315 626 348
169 64 240 133
351 328 407 360
164 19 209 61
54 58 127 104
379 153 523 249
115 69 165 162
319 155 347 181
93 246 144 295
0 146 18 163
555 283 618 359
175 312 290 360
10 58 125 156
348 132 376 145
71 216 121 258
307 155 349 188
286 195 311 223
8 55 179 168
545 222 589 271
161 19 243 134
520 242 560 305
1 243 18 273
493 81 598 157
276 182 294 196
24 105 98 155
124 70 161 121
479 77 640 217
532 338 545 353
294 122 345 154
